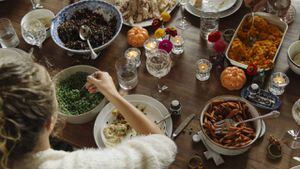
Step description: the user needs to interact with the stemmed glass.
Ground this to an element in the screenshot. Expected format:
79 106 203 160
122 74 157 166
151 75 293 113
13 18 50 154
30 0 43 9
267 0 292 23
146 49 172 93
21 19 52 68
176 0 190 30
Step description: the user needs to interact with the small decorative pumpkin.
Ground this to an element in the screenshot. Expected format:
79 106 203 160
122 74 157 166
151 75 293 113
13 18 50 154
220 66 246 91
127 27 149 47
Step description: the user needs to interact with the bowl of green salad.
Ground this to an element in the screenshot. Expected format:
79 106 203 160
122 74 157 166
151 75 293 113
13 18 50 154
53 65 107 124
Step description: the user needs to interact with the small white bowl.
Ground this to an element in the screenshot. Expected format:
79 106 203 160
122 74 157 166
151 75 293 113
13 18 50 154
288 41 300 75
21 9 55 38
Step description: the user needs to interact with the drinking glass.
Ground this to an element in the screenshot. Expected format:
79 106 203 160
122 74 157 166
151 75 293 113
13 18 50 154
200 7 219 40
22 19 46 48
0 18 20 48
31 0 43 9
115 57 138 90
146 49 172 93
267 0 291 23
176 0 190 30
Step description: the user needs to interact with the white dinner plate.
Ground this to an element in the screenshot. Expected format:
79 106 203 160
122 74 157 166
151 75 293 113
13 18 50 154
190 0 237 13
290 166 300 169
104 0 178 27
93 94 172 148
186 0 242 18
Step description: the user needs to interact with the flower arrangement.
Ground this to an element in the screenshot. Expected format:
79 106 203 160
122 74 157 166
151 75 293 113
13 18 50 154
151 12 178 53
207 31 227 68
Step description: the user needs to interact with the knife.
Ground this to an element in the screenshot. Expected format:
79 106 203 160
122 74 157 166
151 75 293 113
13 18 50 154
172 114 195 139
293 156 300 162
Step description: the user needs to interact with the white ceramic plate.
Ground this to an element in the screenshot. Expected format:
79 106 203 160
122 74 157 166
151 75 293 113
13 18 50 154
104 0 178 27
290 166 300 169
190 0 237 13
93 94 172 148
186 0 242 18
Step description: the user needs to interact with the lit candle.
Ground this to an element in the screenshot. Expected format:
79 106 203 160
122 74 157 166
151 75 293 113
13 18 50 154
172 36 184 45
273 76 285 84
144 38 157 51
196 59 212 81
125 48 141 67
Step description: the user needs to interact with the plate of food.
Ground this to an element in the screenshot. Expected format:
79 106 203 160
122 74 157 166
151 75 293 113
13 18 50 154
52 65 107 124
226 12 288 70
186 0 242 18
105 0 178 27
200 95 262 155
93 94 172 148
189 0 237 13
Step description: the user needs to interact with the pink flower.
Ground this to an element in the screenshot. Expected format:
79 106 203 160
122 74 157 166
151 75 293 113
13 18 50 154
158 39 173 53
213 39 226 53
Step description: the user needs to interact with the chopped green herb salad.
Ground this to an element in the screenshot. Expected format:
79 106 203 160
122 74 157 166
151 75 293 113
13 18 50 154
57 72 104 115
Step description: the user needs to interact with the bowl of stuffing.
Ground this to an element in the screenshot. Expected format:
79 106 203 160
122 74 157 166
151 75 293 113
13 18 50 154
51 0 123 56
52 65 107 124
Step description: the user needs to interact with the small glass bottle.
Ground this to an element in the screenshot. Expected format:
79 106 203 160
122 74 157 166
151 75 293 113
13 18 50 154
169 100 181 116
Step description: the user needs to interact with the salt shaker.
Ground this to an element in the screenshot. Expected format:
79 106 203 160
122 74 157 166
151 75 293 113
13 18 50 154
170 100 181 116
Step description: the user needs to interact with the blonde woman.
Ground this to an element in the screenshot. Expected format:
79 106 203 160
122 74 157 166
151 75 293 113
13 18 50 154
0 52 177 169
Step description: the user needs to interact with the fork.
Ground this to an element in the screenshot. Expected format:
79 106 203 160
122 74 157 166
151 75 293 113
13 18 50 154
154 114 171 124
215 110 280 134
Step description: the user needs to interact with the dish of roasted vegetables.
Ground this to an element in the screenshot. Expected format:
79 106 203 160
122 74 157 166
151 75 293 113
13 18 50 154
202 100 256 148
228 16 283 69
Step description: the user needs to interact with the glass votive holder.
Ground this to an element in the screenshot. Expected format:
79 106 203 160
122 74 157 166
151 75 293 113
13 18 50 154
143 38 158 57
196 59 212 81
125 47 141 67
269 72 289 95
171 35 184 55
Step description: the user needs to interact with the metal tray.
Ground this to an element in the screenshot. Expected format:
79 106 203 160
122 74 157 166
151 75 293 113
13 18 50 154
225 12 288 71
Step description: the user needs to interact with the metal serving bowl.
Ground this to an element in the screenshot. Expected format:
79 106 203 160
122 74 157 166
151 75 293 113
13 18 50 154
51 0 123 55
200 95 262 156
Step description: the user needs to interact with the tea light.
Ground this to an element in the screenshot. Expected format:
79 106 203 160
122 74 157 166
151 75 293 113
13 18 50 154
171 35 184 55
196 59 212 81
269 72 289 95
125 48 141 67
144 38 157 57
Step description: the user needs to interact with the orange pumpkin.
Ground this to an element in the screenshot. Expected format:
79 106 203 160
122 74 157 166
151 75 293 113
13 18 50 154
220 66 246 91
127 27 149 47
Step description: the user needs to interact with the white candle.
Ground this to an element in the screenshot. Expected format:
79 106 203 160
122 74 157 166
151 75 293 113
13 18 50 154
127 50 138 59
273 76 285 84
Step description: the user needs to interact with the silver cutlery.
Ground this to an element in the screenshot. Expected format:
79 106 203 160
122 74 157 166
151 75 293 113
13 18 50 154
79 25 98 60
154 114 171 124
172 114 195 139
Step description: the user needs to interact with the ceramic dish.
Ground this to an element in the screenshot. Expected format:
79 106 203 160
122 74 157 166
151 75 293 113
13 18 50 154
292 98 300 125
288 41 300 75
104 0 178 27
21 9 55 38
93 94 172 148
199 95 262 156
186 0 242 18
52 65 107 124
225 12 288 71
51 0 123 55
189 0 237 13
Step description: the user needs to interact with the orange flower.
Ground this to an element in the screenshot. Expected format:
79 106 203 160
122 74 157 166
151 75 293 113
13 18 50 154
154 28 166 39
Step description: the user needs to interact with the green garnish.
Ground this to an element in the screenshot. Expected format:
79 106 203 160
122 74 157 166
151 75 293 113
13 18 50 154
57 72 103 115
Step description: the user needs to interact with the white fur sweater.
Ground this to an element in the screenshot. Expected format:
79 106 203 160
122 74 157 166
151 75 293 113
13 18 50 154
13 134 177 169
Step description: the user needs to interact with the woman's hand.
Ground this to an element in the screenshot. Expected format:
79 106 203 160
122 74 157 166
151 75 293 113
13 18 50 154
244 0 267 11
86 71 119 98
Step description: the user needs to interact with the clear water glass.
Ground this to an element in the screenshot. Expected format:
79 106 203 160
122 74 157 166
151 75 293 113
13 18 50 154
0 18 20 48
200 7 219 40
196 59 212 81
115 57 138 90
171 35 184 55
267 0 291 22
268 72 289 95
146 49 172 93
176 0 190 30
21 19 46 48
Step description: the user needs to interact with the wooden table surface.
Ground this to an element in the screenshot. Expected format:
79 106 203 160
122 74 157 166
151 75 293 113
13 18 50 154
1 0 300 168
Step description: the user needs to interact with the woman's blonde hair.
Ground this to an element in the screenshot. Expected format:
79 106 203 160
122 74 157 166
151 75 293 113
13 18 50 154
0 52 56 169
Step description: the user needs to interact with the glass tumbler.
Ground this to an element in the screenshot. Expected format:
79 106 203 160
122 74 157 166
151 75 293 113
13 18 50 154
0 18 20 48
115 57 138 90
200 8 219 40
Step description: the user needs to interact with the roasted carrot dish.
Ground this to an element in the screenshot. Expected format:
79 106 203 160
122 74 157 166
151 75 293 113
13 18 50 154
203 100 256 147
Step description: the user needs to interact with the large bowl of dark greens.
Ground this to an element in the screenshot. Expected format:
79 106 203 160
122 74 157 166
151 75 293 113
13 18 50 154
53 65 107 124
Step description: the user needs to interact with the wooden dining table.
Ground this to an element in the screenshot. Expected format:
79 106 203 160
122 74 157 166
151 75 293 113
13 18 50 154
1 0 300 168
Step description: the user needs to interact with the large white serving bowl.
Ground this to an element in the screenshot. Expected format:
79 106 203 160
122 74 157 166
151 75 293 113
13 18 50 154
200 95 262 156
288 41 300 75
52 65 107 124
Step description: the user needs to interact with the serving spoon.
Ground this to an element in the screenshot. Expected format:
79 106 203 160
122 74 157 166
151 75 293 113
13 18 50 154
79 25 98 60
